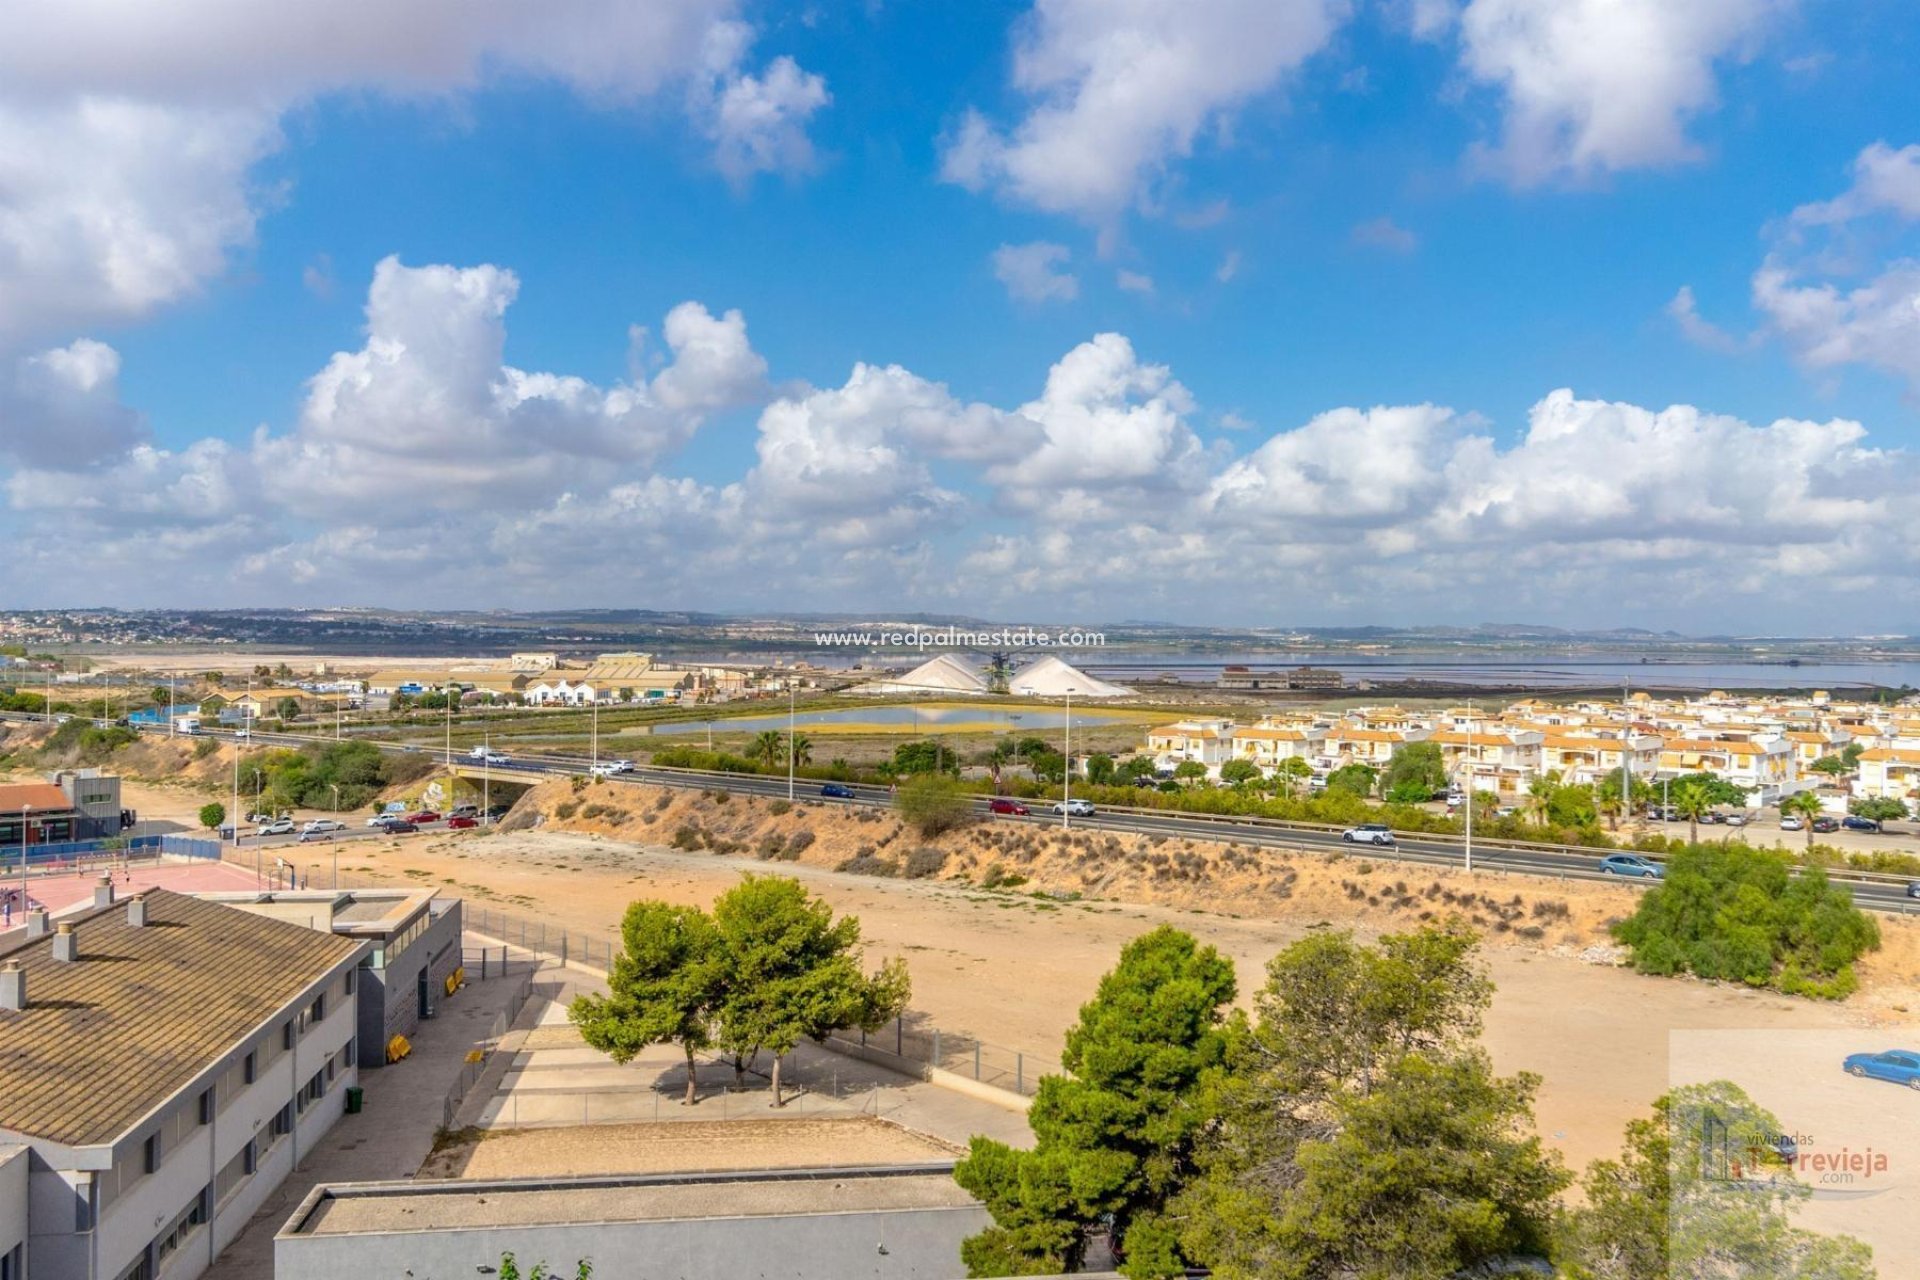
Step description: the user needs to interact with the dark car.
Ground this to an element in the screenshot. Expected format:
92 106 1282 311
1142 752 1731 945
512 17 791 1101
377 818 419 834
1906 881 1920 900
1812 816 1841 833
820 783 856 799
989 798 1031 816
485 805 512 820
1698 811 1722 824
1842 815 1882 833
446 815 479 829
406 810 442 825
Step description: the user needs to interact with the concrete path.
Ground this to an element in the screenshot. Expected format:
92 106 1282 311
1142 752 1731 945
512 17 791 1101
457 964 1034 1150
201 958 557 1280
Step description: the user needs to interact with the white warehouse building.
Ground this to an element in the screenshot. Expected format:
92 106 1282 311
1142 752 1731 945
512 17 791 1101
0 886 369 1280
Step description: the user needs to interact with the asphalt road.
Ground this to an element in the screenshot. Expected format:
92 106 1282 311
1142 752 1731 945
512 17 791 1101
16 714 1917 915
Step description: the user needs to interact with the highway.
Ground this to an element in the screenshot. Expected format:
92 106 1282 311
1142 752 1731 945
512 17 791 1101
10 712 1918 914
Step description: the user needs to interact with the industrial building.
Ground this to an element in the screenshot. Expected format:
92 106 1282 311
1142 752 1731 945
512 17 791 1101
0 885 368 1280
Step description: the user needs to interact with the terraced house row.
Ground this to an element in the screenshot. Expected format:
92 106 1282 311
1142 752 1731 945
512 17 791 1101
1146 689 1920 807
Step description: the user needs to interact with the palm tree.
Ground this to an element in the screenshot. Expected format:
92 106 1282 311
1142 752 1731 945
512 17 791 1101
1527 770 1561 825
749 730 784 771
1671 778 1713 847
790 733 814 767
1780 791 1824 853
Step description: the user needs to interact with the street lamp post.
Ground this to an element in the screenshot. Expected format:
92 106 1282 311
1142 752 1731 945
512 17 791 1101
18 803 30 919
1464 702 1474 875
787 681 796 802
591 696 599 772
1062 688 1075 830
330 784 341 890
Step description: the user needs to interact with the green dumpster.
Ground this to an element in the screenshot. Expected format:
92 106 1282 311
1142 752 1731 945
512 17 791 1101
345 1086 364 1115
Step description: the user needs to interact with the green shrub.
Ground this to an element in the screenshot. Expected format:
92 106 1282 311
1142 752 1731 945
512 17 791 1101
192 737 220 760
904 846 946 879
1611 844 1879 998
670 824 704 851
896 774 975 838
837 851 898 877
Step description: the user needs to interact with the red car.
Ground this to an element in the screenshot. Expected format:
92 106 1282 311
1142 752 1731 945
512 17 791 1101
988 798 1031 816
446 815 479 830
406 810 442 825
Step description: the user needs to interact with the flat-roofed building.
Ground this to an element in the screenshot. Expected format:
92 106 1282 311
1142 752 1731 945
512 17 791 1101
274 1164 990 1280
0 887 368 1280
0 771 125 846
195 889 462 1069
1146 720 1234 772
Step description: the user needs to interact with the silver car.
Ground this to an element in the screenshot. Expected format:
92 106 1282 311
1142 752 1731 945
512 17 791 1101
1342 823 1396 846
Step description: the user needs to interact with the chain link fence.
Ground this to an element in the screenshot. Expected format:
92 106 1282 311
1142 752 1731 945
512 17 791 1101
440 968 538 1129
462 904 1053 1098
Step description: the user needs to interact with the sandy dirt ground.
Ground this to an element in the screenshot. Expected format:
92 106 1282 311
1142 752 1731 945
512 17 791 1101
16 756 1920 1186
422 1117 957 1180
302 797 1919 1184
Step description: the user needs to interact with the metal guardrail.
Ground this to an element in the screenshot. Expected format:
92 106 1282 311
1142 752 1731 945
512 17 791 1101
17 711 1917 898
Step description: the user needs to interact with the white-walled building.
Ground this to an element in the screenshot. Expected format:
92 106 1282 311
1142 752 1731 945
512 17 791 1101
523 679 600 707
0 886 368 1280
1656 736 1798 802
1146 720 1235 772
1856 748 1920 805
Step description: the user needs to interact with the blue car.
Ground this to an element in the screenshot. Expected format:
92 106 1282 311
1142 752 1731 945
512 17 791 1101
819 783 856 799
1598 854 1664 879
1843 1050 1920 1089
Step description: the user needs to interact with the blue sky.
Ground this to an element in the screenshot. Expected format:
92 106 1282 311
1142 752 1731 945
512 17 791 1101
3 0 1920 630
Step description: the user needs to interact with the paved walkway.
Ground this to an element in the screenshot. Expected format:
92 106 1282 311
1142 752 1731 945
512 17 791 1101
202 957 556 1280
456 962 1033 1150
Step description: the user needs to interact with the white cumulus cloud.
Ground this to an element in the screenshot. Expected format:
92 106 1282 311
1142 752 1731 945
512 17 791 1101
993 241 1080 303
941 0 1350 220
1452 0 1788 186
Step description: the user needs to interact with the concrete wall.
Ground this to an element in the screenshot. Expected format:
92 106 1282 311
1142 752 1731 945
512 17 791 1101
276 1205 991 1280
0 1148 25 1278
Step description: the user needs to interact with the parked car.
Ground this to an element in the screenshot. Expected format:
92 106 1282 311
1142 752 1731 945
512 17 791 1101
485 805 512 820
1342 823 1395 846
1812 816 1841 833
1599 854 1664 879
819 783 856 799
1052 799 1095 817
449 805 478 819
446 815 479 830
376 817 419 834
1721 811 1749 827
256 818 295 836
1843 1050 1920 1088
1698 811 1723 825
406 810 442 825
1780 815 1805 831
1494 806 1517 818
989 798 1031 816
302 818 345 833
1843 815 1882 833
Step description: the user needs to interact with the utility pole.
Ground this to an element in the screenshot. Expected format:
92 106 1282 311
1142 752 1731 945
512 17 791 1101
1464 701 1474 875
1062 688 1074 830
591 695 599 771
18 803 29 916
1620 682 1632 825
330 784 341 890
